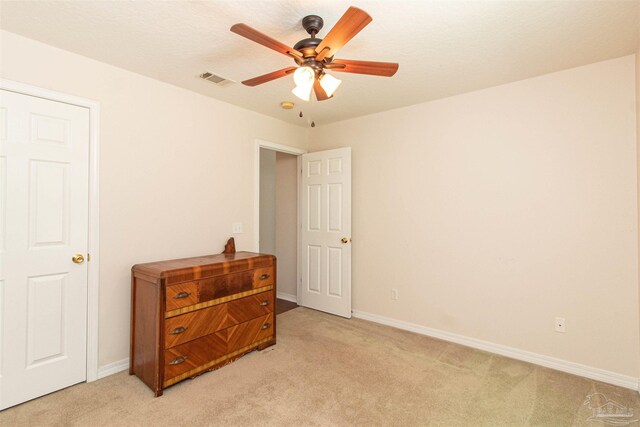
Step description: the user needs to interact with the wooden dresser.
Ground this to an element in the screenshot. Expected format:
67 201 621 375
129 245 276 396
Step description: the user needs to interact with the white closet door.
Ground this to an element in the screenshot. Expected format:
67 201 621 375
0 89 90 410
299 148 352 318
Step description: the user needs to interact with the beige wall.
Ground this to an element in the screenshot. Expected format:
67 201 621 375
259 148 276 255
310 55 639 377
0 30 308 367
275 152 298 297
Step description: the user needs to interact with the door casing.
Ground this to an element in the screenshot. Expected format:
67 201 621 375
1 79 101 382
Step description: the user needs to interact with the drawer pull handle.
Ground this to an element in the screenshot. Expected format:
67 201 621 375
261 323 271 330
174 291 190 299
260 300 270 306
259 274 270 280
169 326 187 335
169 356 188 365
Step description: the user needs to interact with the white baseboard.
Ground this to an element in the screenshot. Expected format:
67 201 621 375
96 358 129 380
276 292 298 304
351 309 639 391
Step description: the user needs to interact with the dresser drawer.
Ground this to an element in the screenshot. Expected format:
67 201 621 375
252 267 274 287
226 313 274 354
225 290 274 328
198 267 274 303
165 282 198 311
164 290 274 348
164 303 227 349
164 332 227 380
164 312 273 381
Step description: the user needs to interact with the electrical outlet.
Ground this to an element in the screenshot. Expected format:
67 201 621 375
391 288 398 300
554 317 566 333
232 222 243 234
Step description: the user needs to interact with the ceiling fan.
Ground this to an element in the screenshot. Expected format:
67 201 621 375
230 6 399 101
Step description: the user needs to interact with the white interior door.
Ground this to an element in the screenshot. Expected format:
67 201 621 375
0 89 90 410
299 148 351 318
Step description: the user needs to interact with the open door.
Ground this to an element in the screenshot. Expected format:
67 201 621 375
299 148 351 318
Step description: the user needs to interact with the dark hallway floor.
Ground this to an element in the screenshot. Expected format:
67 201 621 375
276 298 298 315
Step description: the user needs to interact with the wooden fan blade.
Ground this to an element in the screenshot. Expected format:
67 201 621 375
315 7 372 61
231 23 302 58
313 79 332 101
328 59 399 77
242 67 297 87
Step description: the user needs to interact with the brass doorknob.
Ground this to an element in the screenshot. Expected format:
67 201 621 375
341 237 351 244
72 254 85 264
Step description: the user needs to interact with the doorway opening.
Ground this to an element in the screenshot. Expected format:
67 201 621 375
256 140 352 318
257 141 304 315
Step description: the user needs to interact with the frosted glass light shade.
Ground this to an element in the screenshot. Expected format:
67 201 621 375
319 73 342 97
293 67 314 87
292 66 315 101
292 84 312 101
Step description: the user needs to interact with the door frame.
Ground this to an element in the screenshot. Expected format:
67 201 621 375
1 78 101 382
254 139 306 303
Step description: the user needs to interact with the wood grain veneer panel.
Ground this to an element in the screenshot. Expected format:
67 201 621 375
131 277 163 395
198 270 254 302
165 282 198 311
226 314 274 353
225 291 274 328
164 332 227 379
252 267 275 288
164 286 273 318
163 336 273 388
164 303 227 349
133 252 275 285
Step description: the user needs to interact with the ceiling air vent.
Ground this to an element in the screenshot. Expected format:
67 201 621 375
199 72 234 86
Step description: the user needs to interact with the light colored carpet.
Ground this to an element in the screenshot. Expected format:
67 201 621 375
1 307 639 426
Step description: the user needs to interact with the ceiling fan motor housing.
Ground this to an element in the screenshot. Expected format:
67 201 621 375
293 38 323 61
294 15 334 72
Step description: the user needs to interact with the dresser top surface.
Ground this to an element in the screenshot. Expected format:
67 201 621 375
132 251 275 282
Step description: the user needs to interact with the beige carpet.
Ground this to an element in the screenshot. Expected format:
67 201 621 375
2 307 639 426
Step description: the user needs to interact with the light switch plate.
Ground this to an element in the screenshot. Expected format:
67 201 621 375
232 222 243 234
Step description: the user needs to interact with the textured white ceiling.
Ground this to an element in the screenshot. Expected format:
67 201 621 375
1 1 639 127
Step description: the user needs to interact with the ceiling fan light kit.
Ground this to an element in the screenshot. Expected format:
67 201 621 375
230 6 399 102
318 72 341 97
291 66 315 100
292 83 312 101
